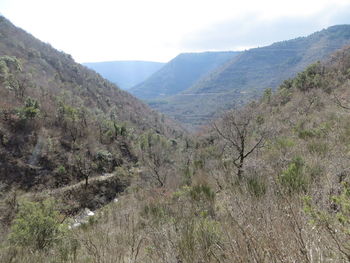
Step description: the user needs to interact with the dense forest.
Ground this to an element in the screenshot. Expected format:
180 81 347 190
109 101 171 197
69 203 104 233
2 15 350 263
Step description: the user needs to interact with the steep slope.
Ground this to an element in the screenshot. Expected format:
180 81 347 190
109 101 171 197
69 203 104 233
3 45 350 262
129 51 240 99
0 16 183 191
83 60 164 90
151 25 350 128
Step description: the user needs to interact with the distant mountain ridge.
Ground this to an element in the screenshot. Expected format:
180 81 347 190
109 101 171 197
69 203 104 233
129 51 240 99
147 25 350 128
83 60 164 90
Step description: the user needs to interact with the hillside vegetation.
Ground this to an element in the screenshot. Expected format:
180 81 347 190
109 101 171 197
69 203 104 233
2 15 350 261
0 15 183 210
83 60 164 90
151 25 350 128
130 51 240 99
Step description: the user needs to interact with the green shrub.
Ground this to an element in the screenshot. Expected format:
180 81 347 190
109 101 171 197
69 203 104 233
96 150 113 161
307 140 328 156
194 159 204 169
298 129 317 140
96 150 113 172
9 199 66 250
182 165 193 186
57 235 80 262
189 184 215 202
18 97 40 120
293 62 326 92
295 121 330 140
196 218 221 253
55 165 66 175
277 87 293 105
279 78 293 90
307 164 324 181
275 137 295 151
142 202 167 223
262 88 272 103
247 177 266 197
178 218 196 263
304 185 350 260
280 156 308 193
178 217 222 263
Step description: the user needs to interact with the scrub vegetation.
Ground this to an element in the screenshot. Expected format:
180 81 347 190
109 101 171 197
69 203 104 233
2 15 350 262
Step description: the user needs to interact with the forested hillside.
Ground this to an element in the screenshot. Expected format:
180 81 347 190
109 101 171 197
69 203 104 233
151 25 350 128
130 51 240 99
2 15 350 261
3 14 350 263
83 60 164 90
0 15 183 195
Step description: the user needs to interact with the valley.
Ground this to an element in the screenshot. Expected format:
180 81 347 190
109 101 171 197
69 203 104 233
1 14 350 263
83 60 164 90
129 51 240 99
133 25 350 128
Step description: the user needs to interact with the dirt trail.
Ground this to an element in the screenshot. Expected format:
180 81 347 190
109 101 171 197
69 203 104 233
24 173 117 198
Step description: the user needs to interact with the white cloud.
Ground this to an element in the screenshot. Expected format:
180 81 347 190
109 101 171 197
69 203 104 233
0 0 349 62
180 3 350 51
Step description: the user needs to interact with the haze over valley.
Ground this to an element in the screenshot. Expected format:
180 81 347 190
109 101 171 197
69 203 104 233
83 60 165 90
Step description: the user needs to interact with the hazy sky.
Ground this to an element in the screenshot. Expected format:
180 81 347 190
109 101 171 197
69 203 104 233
1 0 350 63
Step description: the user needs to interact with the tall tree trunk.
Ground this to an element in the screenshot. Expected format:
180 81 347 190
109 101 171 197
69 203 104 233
85 176 89 189
237 157 244 180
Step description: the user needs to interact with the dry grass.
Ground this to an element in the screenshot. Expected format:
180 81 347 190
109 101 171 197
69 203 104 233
3 38 350 263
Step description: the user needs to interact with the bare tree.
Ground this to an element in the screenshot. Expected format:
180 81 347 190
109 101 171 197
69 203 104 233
139 133 174 187
334 94 350 110
213 106 265 180
74 151 93 188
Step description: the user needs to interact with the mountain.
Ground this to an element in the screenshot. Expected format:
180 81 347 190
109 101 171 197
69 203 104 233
3 41 350 262
83 60 164 90
3 13 350 263
149 25 350 128
129 51 240 99
0 16 183 192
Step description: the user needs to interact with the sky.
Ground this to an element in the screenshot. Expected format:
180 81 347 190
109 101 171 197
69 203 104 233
1 0 350 63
